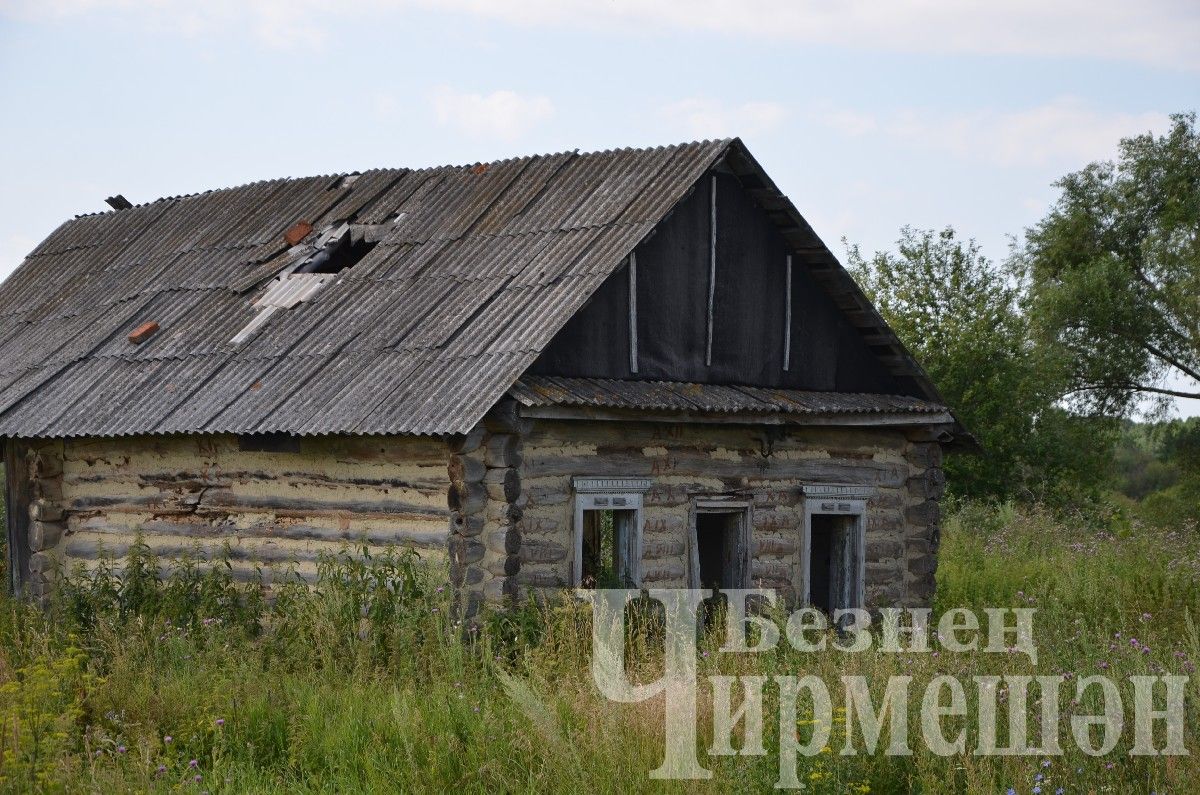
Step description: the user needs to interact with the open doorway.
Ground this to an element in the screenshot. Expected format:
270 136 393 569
690 501 751 592
579 508 638 588
807 514 860 614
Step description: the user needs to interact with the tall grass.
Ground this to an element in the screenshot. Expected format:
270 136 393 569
0 504 1197 793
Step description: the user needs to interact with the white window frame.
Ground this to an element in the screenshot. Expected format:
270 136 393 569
687 497 753 591
572 477 650 587
800 484 869 611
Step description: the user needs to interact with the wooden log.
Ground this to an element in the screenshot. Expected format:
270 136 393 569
907 468 946 500
906 442 943 469
641 538 685 559
753 536 798 557
447 426 486 455
451 512 485 537
516 569 568 588
484 467 521 503
905 500 940 527
866 539 904 562
642 561 686 583
483 526 521 556
484 434 522 468
482 400 531 434
448 535 486 566
447 481 487 515
29 499 64 523
448 453 487 484
519 539 567 564
29 521 65 552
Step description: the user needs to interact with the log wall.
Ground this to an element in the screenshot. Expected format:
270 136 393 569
508 418 944 609
33 434 451 587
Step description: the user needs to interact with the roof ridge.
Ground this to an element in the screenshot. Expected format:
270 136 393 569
75 140 733 218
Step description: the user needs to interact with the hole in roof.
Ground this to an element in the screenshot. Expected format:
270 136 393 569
293 222 379 275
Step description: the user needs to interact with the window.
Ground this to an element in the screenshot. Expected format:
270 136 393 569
801 485 868 616
572 477 650 588
688 498 751 592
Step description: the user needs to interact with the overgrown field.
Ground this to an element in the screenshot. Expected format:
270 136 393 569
1 503 1198 793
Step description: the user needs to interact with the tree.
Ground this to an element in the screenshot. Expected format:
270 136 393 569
1024 112 1200 416
847 227 1113 501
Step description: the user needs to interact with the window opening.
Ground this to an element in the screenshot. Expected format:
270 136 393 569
572 477 650 588
801 485 868 620
580 508 638 588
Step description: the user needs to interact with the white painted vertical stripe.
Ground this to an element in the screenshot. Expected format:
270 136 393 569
628 253 638 374
706 175 716 367
783 254 792 371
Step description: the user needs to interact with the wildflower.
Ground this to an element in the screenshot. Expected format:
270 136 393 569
157 765 167 774
1041 759 1051 768
1033 787 1042 794
1056 789 1064 795
117 745 126 753
1142 612 1152 621
1035 773 1043 782
216 718 225 727
194 774 202 783
1007 789 1016 795
437 586 445 593
164 735 173 743
189 759 199 769
1105 761 1114 769
1098 660 1109 670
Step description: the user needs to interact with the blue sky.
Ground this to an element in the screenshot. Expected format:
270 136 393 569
1 0 1198 414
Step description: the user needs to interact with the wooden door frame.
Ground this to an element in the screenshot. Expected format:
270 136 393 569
688 497 752 591
4 439 31 597
800 484 869 610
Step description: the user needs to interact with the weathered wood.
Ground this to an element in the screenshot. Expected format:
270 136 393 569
447 481 488 515
451 512 485 537
449 535 486 565
482 400 531 435
483 467 521 503
29 500 64 523
448 454 487 484
519 539 567 564
484 434 522 468
447 426 486 455
29 521 64 552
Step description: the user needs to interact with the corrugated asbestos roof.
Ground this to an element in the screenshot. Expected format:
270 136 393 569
0 139 957 439
510 376 950 418
0 142 731 437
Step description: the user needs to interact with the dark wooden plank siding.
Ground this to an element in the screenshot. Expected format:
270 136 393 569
529 169 910 395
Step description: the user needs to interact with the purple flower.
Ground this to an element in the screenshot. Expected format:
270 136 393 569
1036 773 1043 781
1105 761 1115 769
194 774 202 783
157 765 167 774
189 759 199 769
1098 660 1109 670
1033 787 1042 794
216 718 225 727
164 735 173 743
117 745 126 753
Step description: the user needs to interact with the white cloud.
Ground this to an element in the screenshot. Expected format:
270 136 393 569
815 99 1173 167
431 86 555 141
659 98 786 140
3 0 1198 68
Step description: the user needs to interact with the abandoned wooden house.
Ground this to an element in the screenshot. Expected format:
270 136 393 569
0 139 968 616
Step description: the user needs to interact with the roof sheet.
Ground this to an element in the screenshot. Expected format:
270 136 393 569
0 142 731 437
0 139 957 440
509 376 950 419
